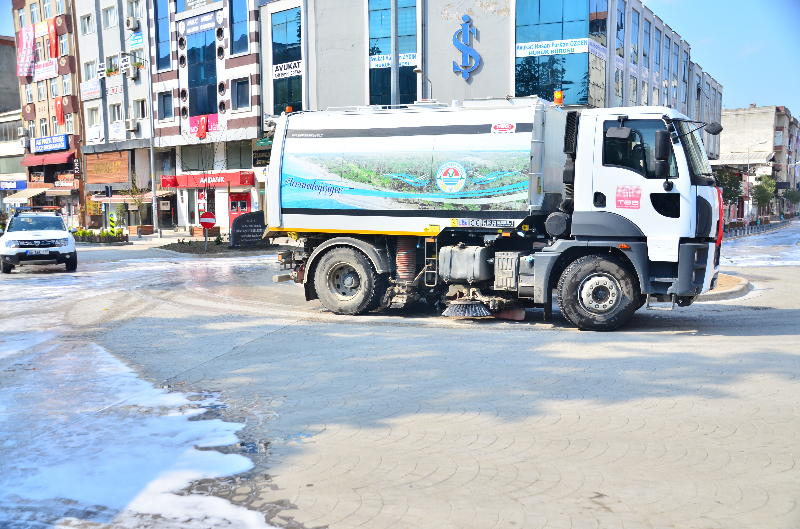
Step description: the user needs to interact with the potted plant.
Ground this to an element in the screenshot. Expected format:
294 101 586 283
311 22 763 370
133 61 144 69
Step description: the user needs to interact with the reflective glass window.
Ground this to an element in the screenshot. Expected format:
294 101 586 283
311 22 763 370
662 36 670 105
231 0 248 54
187 29 217 117
616 0 625 57
630 9 638 65
272 7 303 113
368 0 417 105
155 0 171 70
642 19 650 68
589 0 607 46
602 119 677 178
653 28 660 67
227 141 252 170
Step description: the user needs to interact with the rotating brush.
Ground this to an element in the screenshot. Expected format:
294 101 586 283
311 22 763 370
442 301 492 318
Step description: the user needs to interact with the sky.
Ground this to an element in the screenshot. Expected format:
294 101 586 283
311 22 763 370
1 0 798 114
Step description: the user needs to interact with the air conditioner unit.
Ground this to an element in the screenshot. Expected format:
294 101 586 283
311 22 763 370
17 127 28 137
20 137 29 149
125 119 138 132
126 67 138 80
126 17 139 30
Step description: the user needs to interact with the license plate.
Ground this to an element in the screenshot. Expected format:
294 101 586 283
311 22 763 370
26 249 49 255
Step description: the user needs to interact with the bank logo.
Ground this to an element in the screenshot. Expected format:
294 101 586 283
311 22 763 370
436 162 467 193
452 15 480 81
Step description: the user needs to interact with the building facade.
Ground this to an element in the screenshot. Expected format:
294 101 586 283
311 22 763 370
0 111 27 214
12 0 83 223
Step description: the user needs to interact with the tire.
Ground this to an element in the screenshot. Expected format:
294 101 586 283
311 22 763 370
314 247 383 315
556 255 640 331
65 254 78 272
1 262 13 274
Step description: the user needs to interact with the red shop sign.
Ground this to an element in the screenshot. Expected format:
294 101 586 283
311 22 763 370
161 175 179 187
174 171 255 188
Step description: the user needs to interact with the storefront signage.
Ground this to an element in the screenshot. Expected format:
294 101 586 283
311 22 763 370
177 10 223 36
174 171 254 188
130 31 143 49
80 79 102 100
189 114 219 135
186 0 216 11
31 172 45 182
73 158 81 175
17 25 35 76
32 134 68 153
120 55 130 74
273 60 303 79
516 38 589 58
452 15 480 81
86 151 129 184
588 40 607 60
252 150 270 167
0 181 27 190
161 175 179 187
55 172 77 187
369 54 417 69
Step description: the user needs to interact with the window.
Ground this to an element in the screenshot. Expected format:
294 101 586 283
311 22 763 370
39 118 48 137
59 34 68 56
31 3 39 23
0 155 24 173
51 115 59 135
157 92 173 119
35 41 42 62
64 113 73 134
662 36 670 105
681 50 688 104
694 73 701 120
25 84 33 104
127 0 141 18
132 49 144 67
18 9 25 28
155 0 170 70
671 42 679 102
272 7 304 112
81 14 95 35
28 120 35 139
62 74 71 95
43 0 52 19
615 69 623 107
232 78 249 110
56 0 64 15
642 81 648 105
227 140 252 169
84 60 96 80
102 6 117 29
176 0 214 11
616 0 625 58
602 119 677 179
187 30 217 116
180 144 215 172
87 107 99 126
106 55 119 75
587 0 607 108
133 99 146 119
44 38 50 60
0 120 22 143
49 77 58 97
629 75 637 106
642 20 650 68
654 28 661 68
108 103 122 122
630 9 638 66
37 81 46 101
230 0 248 54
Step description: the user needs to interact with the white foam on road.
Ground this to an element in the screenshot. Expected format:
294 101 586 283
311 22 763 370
0 334 274 527
721 222 800 267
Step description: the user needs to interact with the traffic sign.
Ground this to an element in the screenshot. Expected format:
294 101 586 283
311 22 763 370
200 211 216 230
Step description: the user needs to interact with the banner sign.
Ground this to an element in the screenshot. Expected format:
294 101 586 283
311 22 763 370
174 171 255 188
369 53 417 69
120 55 130 74
252 150 270 167
34 22 48 38
189 113 218 135
87 125 102 142
516 38 588 58
32 134 68 153
110 121 125 140
47 18 57 58
130 31 143 49
33 59 58 82
55 97 64 126
0 181 27 190
588 40 607 60
273 60 302 79
177 10 223 36
73 158 81 175
86 151 129 184
17 25 35 76
80 79 102 100
161 175 179 187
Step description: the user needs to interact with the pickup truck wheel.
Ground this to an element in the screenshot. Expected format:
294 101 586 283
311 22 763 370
557 256 639 331
1 262 13 274
314 247 381 315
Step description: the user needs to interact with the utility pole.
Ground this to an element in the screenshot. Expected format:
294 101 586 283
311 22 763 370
390 0 398 106
147 58 158 235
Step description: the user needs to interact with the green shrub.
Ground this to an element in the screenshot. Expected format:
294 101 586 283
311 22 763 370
115 228 123 237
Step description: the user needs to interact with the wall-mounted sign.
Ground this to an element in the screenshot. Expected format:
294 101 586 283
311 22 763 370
86 151 129 184
130 31 143 49
452 15 479 81
87 125 103 142
97 62 106 79
177 10 223 36
174 171 254 188
189 113 219 135
161 175 178 187
120 55 130 74
32 134 68 153
273 60 303 79
34 21 48 38
31 172 45 182
159 200 170 209
369 53 417 69
107 85 123 96
54 172 76 187
516 38 589 58
80 79 102 100
588 40 607 60
186 0 215 10
0 181 27 190
73 158 81 175
252 150 270 167
109 121 125 140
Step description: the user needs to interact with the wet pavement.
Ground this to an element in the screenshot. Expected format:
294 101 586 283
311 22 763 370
1 223 800 528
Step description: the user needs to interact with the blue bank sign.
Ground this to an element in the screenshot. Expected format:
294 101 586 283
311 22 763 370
32 134 68 153
453 15 480 81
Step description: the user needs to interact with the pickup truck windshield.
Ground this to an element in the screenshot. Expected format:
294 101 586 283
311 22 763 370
7 216 66 232
676 121 714 185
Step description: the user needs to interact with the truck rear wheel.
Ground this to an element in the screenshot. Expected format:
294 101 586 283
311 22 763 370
557 255 639 331
314 247 383 315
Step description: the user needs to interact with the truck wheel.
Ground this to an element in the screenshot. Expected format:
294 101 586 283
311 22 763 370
314 247 382 315
65 254 78 272
1 262 13 274
557 256 639 331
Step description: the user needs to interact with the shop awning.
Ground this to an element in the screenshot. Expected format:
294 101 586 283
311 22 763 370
4 188 46 203
22 152 75 167
90 190 173 204
45 188 74 196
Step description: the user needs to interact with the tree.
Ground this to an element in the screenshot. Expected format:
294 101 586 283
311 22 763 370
782 188 800 206
121 174 149 226
715 167 743 206
751 176 776 215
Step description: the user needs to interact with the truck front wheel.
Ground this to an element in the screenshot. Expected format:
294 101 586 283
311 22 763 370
557 255 640 331
314 247 383 315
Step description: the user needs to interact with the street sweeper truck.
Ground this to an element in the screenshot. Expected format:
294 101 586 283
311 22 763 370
267 97 724 331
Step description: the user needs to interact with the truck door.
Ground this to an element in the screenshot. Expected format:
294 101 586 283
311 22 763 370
592 117 691 262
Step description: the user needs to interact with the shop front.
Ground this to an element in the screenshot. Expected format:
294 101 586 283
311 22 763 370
0 180 28 214
170 171 255 232
21 135 80 217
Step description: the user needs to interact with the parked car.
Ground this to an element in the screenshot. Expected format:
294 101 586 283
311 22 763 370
0 208 77 273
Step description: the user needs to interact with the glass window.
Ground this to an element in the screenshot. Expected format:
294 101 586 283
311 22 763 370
35 41 42 62
106 55 119 75
87 107 99 126
676 120 712 181
642 81 648 105
128 0 141 17
44 38 50 60
672 43 679 102
616 0 625 57
43 0 52 19
109 103 122 122
642 20 650 68
368 1 417 106
31 3 39 23
227 140 252 169
132 49 145 67
694 73 701 119
158 92 173 119
629 75 637 106
230 0 249 54
653 28 661 67
28 120 36 138
7 216 66 232
81 14 94 35
0 155 25 173
232 78 249 110
37 81 46 101
273 7 304 112
615 68 623 106
662 36 669 105
25 84 33 104
49 77 58 97
51 115 59 135
39 118 48 137
84 60 96 80
56 0 64 15
133 99 146 119
18 9 25 28
187 30 217 116
630 9 638 65
155 0 171 70
64 113 73 134
102 6 117 29
0 121 22 143
681 50 688 104
62 74 71 95
603 119 677 178
180 144 215 172
59 34 68 56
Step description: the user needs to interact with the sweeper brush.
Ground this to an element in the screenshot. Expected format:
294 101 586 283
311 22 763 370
442 301 492 318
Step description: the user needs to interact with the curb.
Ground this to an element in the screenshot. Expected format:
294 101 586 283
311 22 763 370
723 220 795 241
76 241 133 246
696 274 750 302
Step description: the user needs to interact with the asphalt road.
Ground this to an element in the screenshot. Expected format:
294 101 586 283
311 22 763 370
1 224 799 528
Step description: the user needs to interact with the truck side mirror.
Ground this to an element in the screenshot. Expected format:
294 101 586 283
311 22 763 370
655 160 669 178
705 122 723 135
654 130 671 161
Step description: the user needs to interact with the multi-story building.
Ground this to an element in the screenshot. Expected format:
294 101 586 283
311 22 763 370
0 36 23 112
13 0 83 223
0 110 27 214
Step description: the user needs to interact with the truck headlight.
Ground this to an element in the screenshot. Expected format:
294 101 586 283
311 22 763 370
4 240 19 248
54 238 69 247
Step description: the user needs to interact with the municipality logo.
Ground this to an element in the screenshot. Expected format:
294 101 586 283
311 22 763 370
453 15 480 81
436 162 467 194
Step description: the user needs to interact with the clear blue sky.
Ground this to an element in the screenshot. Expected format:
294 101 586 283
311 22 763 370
2 0 798 115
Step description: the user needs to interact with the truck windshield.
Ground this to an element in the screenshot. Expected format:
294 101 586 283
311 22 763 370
675 121 714 185
7 216 66 232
